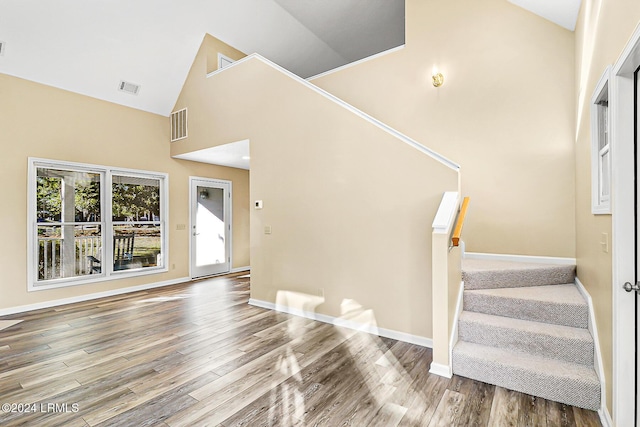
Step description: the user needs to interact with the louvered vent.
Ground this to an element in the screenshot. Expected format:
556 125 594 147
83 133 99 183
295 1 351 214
118 80 140 95
0 41 5 56
171 108 188 142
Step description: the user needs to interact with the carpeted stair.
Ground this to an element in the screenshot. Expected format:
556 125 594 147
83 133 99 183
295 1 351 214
452 259 601 411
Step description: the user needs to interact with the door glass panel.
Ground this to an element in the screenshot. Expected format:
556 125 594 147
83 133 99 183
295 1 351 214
195 186 226 267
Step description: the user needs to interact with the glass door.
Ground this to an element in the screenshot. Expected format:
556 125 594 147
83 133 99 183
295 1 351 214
190 178 231 278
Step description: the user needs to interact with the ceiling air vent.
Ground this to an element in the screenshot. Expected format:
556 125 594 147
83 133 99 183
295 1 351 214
118 80 140 95
171 108 188 142
0 41 5 56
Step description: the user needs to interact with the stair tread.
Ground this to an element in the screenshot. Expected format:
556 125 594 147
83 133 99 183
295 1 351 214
465 283 586 305
462 258 573 272
459 311 592 339
462 259 576 290
452 341 601 410
453 341 599 382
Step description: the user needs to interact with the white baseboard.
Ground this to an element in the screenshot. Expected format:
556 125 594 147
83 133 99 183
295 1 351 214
248 298 433 348
464 252 576 265
575 277 609 423
598 407 613 427
429 362 453 379
0 276 190 316
230 266 250 273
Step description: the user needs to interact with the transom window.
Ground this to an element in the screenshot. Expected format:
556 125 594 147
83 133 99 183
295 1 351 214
28 159 168 290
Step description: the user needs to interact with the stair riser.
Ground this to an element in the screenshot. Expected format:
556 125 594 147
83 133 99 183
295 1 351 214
463 265 576 290
452 352 600 411
458 320 594 365
464 293 588 328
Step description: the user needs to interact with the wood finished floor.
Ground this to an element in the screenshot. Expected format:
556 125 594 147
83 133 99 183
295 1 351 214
0 274 602 426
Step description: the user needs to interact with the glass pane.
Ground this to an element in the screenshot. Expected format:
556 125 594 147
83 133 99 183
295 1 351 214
36 168 101 223
37 225 102 281
112 175 161 222
196 186 226 267
112 224 162 271
601 149 610 199
598 105 608 150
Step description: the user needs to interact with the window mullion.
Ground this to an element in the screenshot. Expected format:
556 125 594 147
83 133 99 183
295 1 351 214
105 170 114 276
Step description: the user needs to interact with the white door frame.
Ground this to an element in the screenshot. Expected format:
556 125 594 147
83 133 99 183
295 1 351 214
189 176 232 279
611 22 640 427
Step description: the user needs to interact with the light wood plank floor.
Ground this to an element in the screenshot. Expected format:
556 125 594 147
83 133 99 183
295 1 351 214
0 274 602 426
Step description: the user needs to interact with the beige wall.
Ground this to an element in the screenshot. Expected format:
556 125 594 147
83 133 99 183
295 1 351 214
172 37 459 339
0 71 250 312
575 0 640 415
312 0 576 258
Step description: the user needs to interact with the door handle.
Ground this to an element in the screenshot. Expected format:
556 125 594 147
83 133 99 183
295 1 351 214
623 282 640 292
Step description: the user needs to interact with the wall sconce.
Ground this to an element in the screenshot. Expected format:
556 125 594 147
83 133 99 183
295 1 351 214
432 69 444 87
199 189 209 200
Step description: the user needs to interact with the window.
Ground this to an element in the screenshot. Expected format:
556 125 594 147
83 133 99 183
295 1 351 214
28 159 168 290
591 66 612 214
218 53 234 69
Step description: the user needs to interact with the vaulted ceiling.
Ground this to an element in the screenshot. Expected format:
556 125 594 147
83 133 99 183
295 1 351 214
0 0 579 117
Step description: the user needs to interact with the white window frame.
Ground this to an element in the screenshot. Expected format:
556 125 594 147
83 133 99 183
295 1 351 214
591 66 612 214
218 53 234 70
27 158 169 291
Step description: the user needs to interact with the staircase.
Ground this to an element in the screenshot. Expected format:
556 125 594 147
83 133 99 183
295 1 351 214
452 259 601 411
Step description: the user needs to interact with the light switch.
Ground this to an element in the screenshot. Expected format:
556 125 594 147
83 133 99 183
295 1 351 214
601 233 609 253
176 224 186 230
264 225 272 234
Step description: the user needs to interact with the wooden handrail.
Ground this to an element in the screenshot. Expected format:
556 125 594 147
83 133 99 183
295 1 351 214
452 197 470 247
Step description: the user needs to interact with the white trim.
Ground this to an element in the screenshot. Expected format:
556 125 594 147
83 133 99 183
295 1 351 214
188 176 233 279
575 277 608 422
206 54 460 172
248 298 433 348
464 252 576 266
448 280 465 374
610 21 640 427
429 363 453 379
0 276 189 317
598 407 614 427
306 45 406 81
432 192 460 233
230 266 250 273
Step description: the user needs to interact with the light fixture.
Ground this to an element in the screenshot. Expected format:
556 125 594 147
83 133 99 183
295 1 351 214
199 189 209 200
241 156 250 160
432 69 444 88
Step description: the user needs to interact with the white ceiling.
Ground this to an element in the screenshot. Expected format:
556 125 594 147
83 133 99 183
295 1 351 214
509 0 582 31
0 1 579 119
0 0 404 117
0 0 580 173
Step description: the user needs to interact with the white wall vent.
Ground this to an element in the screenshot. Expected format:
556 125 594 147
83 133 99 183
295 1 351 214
171 108 188 142
0 41 5 56
118 80 140 95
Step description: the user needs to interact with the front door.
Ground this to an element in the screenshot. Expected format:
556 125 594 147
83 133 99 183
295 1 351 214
190 178 231 278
